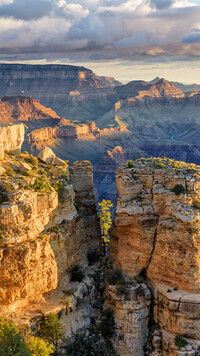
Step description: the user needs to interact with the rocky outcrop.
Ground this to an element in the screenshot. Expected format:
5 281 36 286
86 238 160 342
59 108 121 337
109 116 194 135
106 283 151 356
0 96 59 124
0 151 101 344
109 157 200 355
0 123 24 158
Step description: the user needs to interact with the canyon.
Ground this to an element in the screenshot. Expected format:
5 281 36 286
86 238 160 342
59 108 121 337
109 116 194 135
2 65 200 204
1 124 200 354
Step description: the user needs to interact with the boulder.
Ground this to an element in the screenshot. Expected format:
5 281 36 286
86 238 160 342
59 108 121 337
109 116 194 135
37 147 55 164
152 335 161 349
2 161 19 171
53 156 66 167
19 162 32 173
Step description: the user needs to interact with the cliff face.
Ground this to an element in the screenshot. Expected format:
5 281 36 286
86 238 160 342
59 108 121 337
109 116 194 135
0 123 24 158
0 145 101 341
109 157 200 355
0 96 59 124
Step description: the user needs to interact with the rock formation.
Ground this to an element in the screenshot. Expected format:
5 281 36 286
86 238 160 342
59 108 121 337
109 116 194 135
0 137 101 345
108 157 200 355
0 123 24 158
0 96 59 124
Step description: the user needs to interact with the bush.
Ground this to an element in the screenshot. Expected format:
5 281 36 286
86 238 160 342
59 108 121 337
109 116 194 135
38 313 62 354
175 335 188 349
87 250 100 265
0 182 13 204
116 284 128 297
0 318 31 356
70 265 85 283
65 329 116 356
27 336 53 355
192 199 200 209
105 268 124 285
171 184 185 196
128 160 134 168
25 155 38 170
52 181 64 202
33 178 51 193
100 308 115 339
5 166 16 177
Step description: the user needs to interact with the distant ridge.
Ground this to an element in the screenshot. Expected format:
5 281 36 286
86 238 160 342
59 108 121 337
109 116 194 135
149 76 200 93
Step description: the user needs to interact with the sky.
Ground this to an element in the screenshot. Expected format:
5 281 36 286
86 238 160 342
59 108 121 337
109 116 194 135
0 0 200 83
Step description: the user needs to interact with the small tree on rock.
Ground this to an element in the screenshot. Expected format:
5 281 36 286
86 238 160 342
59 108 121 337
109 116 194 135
38 313 62 355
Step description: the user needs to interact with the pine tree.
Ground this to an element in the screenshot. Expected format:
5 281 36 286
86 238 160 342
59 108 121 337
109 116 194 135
38 313 62 355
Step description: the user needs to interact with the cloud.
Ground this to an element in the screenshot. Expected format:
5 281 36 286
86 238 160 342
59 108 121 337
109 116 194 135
182 29 200 43
149 0 174 10
0 0 52 20
0 0 199 66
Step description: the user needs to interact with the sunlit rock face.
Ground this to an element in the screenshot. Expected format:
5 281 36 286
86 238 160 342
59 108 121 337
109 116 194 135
109 157 200 355
0 153 101 341
0 123 25 158
0 96 59 124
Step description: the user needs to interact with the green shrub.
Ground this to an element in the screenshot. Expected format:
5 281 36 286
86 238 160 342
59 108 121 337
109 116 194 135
33 178 45 191
152 162 165 169
0 318 31 356
52 181 64 202
27 336 53 356
128 160 134 168
25 155 38 169
5 166 16 177
70 265 85 283
171 184 185 196
175 335 188 349
33 178 51 193
192 199 200 209
38 313 62 354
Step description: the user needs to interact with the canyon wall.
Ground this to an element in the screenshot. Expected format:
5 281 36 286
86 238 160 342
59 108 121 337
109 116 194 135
109 157 200 355
0 141 101 342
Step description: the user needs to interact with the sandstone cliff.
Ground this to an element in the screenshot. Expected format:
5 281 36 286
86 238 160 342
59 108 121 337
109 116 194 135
0 123 24 158
0 96 59 124
108 157 200 355
0 147 101 344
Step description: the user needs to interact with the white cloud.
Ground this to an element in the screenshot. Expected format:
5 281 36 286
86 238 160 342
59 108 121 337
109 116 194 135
0 0 199 66
0 0 13 5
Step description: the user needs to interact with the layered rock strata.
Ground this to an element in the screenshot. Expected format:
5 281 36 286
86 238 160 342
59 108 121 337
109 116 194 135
0 151 101 342
109 157 200 355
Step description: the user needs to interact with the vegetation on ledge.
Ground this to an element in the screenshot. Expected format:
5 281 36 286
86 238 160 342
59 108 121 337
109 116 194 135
127 156 200 173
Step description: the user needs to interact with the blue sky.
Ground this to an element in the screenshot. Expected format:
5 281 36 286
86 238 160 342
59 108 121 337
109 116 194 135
0 0 200 83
